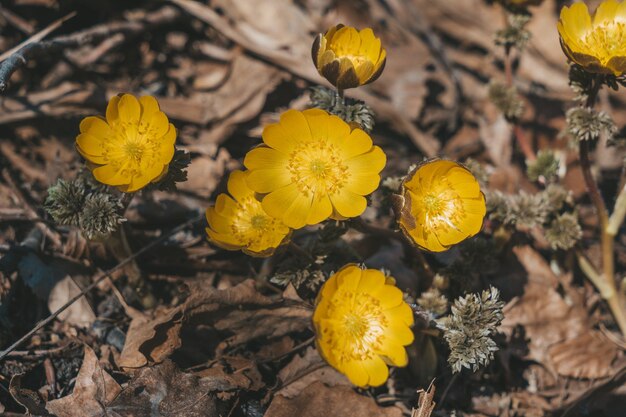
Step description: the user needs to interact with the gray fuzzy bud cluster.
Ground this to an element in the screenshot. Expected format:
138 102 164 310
488 81 525 122
526 150 559 183
566 107 616 143
417 287 449 318
545 212 582 250
495 13 531 50
309 86 375 132
45 177 124 239
437 286 504 374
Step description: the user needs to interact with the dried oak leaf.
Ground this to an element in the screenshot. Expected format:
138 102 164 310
46 346 121 417
196 356 264 395
276 347 350 399
107 360 217 417
265 381 403 417
501 246 617 379
118 279 287 370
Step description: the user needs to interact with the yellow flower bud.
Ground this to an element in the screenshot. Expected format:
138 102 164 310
312 24 386 90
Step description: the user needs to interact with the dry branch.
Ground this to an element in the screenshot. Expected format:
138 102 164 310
0 6 181 92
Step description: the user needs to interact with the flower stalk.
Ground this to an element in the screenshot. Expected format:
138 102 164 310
577 75 626 336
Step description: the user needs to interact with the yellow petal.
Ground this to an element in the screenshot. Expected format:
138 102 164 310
279 109 312 143
329 26 361 55
358 28 382 65
343 360 369 387
346 146 386 174
227 170 254 202
330 190 366 218
594 0 619 26
244 147 288 170
326 114 352 146
338 128 373 158
139 95 160 117
378 337 409 367
79 116 110 137
106 95 120 124
384 303 414 327
378 285 404 308
356 269 385 294
306 194 333 224
387 324 415 346
246 168 291 194
76 133 104 157
117 94 141 123
345 173 381 195
92 164 129 186
283 192 314 229
261 183 300 224
362 356 388 387
560 3 592 40
302 108 329 142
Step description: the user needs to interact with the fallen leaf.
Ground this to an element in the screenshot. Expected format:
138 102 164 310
108 360 218 417
48 275 96 329
46 346 121 417
501 246 617 379
276 347 350 399
412 383 436 417
265 381 403 417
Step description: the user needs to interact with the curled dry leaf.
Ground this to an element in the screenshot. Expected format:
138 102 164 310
48 275 96 329
412 382 436 417
276 347 350 399
501 246 617 379
46 345 121 417
118 279 305 370
265 381 403 417
108 360 218 417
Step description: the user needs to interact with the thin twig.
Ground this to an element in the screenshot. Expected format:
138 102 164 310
0 6 180 92
0 214 202 362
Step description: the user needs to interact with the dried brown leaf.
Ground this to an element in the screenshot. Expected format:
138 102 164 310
46 346 121 417
412 383 436 417
265 381 403 417
276 347 350 399
548 331 617 379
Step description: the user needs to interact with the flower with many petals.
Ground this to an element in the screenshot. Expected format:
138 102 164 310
394 160 486 252
313 265 414 387
244 109 386 229
312 24 386 91
76 94 176 192
558 0 626 75
206 170 291 257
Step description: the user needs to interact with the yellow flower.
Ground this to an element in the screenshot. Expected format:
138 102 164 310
206 170 291 257
313 265 414 387
312 24 386 90
244 109 386 229
76 94 176 192
558 0 626 76
395 160 486 252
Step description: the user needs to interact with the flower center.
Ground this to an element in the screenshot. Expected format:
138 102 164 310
250 214 267 229
230 196 284 250
343 313 368 339
415 188 465 233
582 22 626 62
288 141 349 197
324 290 388 362
124 141 144 160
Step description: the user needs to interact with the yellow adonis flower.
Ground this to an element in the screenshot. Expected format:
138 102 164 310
206 170 290 257
244 109 386 229
312 24 386 91
313 265 414 387
394 160 486 253
558 0 626 76
76 94 176 192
